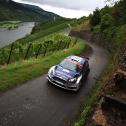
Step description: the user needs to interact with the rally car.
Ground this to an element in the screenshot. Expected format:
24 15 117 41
47 55 90 91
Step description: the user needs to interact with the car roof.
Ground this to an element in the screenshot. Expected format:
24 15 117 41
66 55 86 65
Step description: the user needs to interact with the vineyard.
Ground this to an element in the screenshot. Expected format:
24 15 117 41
32 19 72 34
0 34 77 65
14 19 74 46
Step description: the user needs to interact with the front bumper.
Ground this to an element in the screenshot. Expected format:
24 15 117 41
47 75 79 91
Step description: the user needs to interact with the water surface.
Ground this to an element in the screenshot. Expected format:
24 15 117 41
0 22 35 48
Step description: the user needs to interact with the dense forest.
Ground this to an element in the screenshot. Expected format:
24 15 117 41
90 0 126 30
86 0 126 53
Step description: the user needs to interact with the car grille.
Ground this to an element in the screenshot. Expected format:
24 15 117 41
53 76 67 84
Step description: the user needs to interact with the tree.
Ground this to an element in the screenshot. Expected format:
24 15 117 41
112 0 126 25
90 8 101 27
100 14 114 31
105 0 120 4
100 5 111 17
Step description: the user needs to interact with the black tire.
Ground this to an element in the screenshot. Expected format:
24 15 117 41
83 68 90 81
86 68 90 77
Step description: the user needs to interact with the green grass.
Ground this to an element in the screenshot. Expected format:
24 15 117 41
32 19 72 33
0 39 86 92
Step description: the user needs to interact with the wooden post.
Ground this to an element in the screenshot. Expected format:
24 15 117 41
24 43 32 60
73 38 77 46
57 41 61 50
35 44 42 58
67 39 71 48
7 42 14 65
67 42 70 48
43 42 48 56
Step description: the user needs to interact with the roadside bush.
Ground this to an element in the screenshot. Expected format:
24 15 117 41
100 14 114 31
90 8 101 27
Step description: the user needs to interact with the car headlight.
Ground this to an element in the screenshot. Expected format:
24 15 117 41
69 78 77 83
48 66 55 77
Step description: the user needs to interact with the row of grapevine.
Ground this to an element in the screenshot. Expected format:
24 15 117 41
0 34 77 65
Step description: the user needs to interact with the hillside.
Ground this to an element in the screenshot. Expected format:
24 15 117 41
0 0 61 21
70 0 126 126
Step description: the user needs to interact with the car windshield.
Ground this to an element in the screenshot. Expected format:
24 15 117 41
59 60 81 72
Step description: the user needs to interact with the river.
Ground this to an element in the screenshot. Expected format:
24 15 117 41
0 22 35 48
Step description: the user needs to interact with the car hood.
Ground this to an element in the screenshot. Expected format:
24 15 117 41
54 65 80 80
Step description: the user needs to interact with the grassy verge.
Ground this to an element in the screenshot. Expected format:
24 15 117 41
0 39 86 92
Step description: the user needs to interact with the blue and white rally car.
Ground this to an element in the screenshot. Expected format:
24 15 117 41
47 55 90 91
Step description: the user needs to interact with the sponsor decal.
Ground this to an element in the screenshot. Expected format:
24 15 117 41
62 69 70 73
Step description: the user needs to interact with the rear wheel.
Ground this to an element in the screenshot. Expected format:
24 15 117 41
83 68 90 81
86 68 90 77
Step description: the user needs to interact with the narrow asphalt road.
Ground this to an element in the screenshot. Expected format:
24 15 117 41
0 38 108 126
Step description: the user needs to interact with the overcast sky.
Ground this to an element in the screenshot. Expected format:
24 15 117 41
13 0 110 18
